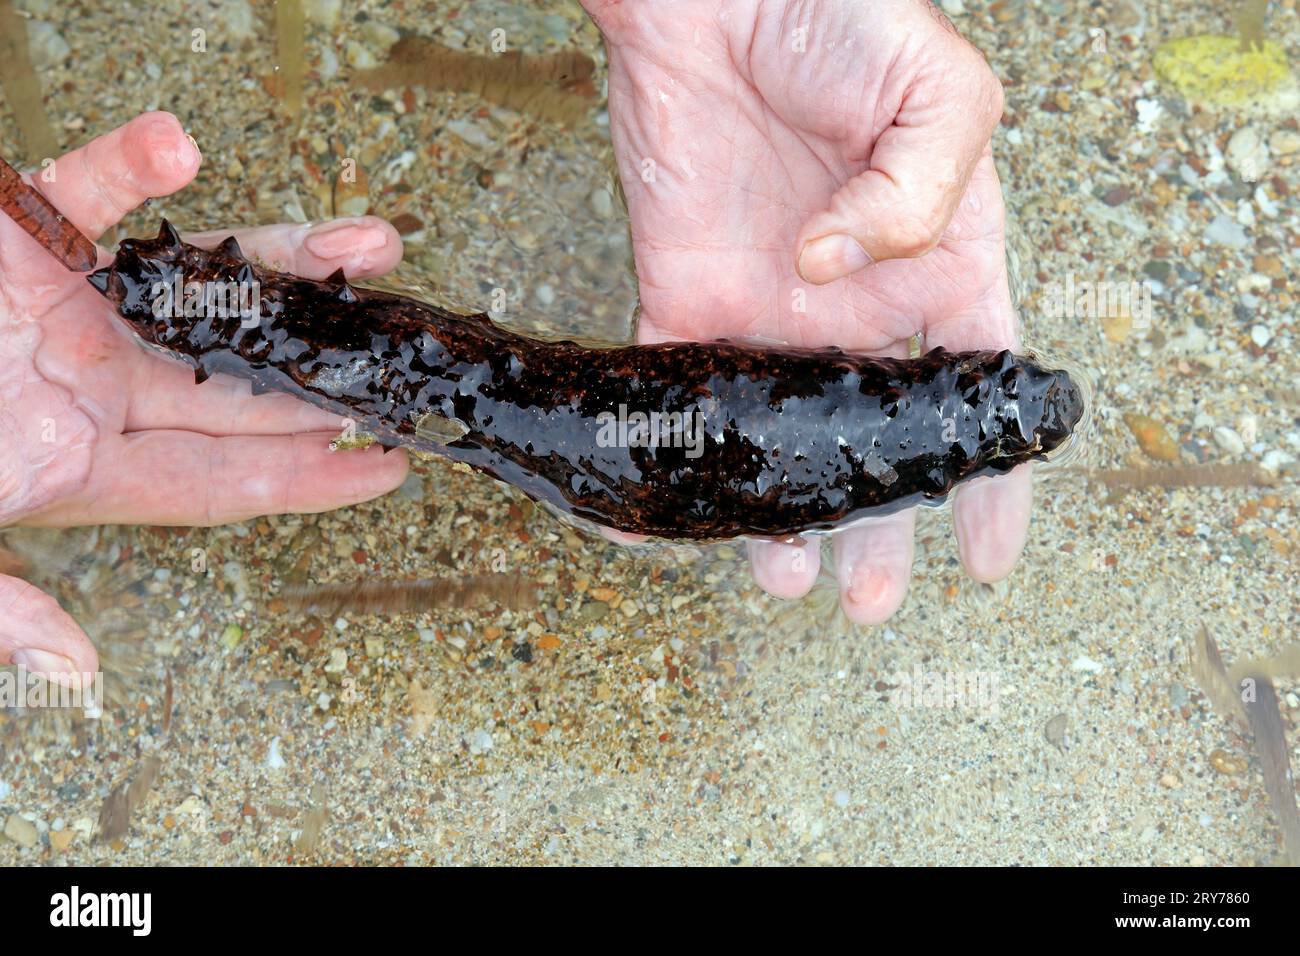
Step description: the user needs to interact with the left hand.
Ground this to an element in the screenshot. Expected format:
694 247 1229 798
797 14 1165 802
0 112 409 678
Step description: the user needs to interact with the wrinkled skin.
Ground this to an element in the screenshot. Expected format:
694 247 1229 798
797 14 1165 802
581 0 1028 623
0 113 409 680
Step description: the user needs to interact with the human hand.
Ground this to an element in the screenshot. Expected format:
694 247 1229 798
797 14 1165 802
0 112 409 681
582 0 1026 623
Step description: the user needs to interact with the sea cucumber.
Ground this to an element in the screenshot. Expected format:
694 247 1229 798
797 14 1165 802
85 221 1084 540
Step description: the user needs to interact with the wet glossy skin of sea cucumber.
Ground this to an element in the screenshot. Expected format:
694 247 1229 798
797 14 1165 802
87 221 1084 540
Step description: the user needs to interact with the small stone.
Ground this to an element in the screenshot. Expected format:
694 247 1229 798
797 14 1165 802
25 21 69 70
1250 324 1272 348
3 814 38 848
266 737 287 770
221 0 256 40
940 0 965 14
323 648 348 674
345 40 377 70
1225 125 1270 182
1159 773 1180 788
536 284 556 307
48 829 74 852
1209 749 1247 775
589 187 614 219
1212 426 1245 456
469 729 494 755
303 0 342 26
1124 413 1180 461
220 624 243 650
1101 186 1131 206
833 789 851 808
1268 129 1300 156
1205 214 1249 248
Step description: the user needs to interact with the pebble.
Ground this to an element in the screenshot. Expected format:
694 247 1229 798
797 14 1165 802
1212 426 1245 456
1225 125 1269 182
3 815 38 849
469 729 494 755
324 649 348 673
1204 214 1249 248
536 284 556 307
303 0 343 27
940 0 966 15
222 0 256 40
24 20 70 70
266 737 286 770
589 187 614 219
833 789 851 808
1124 413 1180 461
1269 129 1300 156
1250 324 1272 348
444 118 495 150
345 40 378 70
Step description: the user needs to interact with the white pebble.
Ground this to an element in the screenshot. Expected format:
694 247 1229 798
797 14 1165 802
1213 426 1245 456
266 737 287 770
1250 324 1272 348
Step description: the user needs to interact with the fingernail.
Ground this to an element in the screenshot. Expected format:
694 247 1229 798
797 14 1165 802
11 648 77 678
798 234 872 284
304 220 387 259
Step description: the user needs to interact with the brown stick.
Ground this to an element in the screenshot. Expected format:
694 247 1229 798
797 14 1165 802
0 154 98 271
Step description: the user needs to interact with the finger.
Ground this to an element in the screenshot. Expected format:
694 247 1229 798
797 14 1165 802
599 528 649 545
951 465 1032 583
747 537 821 600
183 216 404 278
923 222 1031 583
123 217 405 436
833 508 916 625
35 111 202 241
26 431 408 527
795 35 1003 282
0 574 99 684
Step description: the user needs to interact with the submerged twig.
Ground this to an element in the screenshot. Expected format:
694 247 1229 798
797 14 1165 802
279 574 539 616
1090 463 1276 490
357 36 597 126
0 0 58 162
274 0 305 118
97 755 162 844
1189 624 1243 723
1188 623 1300 865
1241 675 1300 866
1236 0 1269 51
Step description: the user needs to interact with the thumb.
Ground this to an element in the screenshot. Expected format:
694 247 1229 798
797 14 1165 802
795 36 1004 284
0 572 99 685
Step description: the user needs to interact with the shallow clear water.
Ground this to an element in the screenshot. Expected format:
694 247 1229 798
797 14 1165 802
0 0 1297 865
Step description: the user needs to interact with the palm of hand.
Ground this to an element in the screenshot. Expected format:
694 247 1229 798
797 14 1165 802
598 0 1013 355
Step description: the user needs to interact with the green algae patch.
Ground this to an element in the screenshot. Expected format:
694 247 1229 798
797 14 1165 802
1154 35 1299 116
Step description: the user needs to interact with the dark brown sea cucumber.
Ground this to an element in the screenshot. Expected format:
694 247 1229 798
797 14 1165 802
85 221 1084 540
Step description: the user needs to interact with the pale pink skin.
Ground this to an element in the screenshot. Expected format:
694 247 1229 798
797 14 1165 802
582 0 1032 623
0 113 410 681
